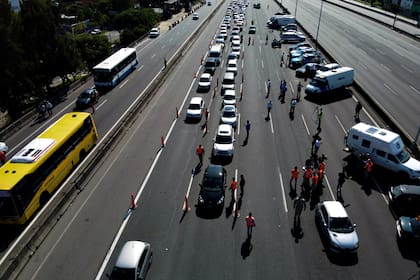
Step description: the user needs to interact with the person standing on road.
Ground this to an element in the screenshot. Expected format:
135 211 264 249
355 101 362 120
317 107 323 130
266 79 271 98
230 177 238 200
290 166 300 191
196 144 205 166
46 100 53 116
297 82 302 101
293 196 306 224
266 100 273 120
290 98 297 114
337 172 346 195
281 52 285 67
204 107 209 122
364 158 373 181
245 120 251 138
246 212 256 237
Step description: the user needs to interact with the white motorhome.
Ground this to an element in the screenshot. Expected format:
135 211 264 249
208 44 223 65
346 122 420 180
305 67 354 95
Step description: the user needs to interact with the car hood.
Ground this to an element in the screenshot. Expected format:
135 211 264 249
187 109 201 115
329 230 359 250
402 157 420 172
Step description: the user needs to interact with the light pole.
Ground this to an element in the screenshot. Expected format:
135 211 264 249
294 0 299 17
315 0 324 51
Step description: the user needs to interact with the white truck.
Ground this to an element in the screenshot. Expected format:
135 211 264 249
305 67 354 95
267 15 296 29
346 122 420 180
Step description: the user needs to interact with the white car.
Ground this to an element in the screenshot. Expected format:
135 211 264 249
220 105 237 128
186 97 205 121
213 124 235 158
192 12 199 20
197 73 212 92
220 29 228 39
0 142 8 153
231 41 241 53
226 59 238 76
315 201 359 254
215 38 225 47
223 89 236 106
231 35 240 42
249 25 256 34
149 28 160 38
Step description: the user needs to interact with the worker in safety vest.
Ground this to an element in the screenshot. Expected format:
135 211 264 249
245 212 256 237
290 166 300 190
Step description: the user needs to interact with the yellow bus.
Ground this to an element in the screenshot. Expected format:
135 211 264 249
0 112 98 225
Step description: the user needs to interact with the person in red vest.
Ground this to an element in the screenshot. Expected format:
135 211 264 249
290 166 300 191
230 177 238 200
311 171 319 194
303 167 312 190
196 145 204 165
364 158 373 180
245 212 256 237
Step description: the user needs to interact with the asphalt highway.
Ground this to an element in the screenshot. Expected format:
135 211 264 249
281 0 420 141
13 0 420 279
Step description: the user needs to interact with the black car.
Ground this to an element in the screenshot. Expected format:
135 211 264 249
389 184 420 216
397 216 420 242
253 3 260 9
76 88 98 109
204 58 219 75
295 63 321 78
198 165 227 209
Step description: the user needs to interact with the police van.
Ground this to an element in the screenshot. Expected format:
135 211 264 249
346 122 420 180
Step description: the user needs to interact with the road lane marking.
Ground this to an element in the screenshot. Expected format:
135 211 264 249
277 167 288 213
118 79 129 89
269 114 274 134
409 85 420 95
259 45 261 54
301 114 310 135
324 175 336 201
237 113 241 135
380 63 391 72
334 115 347 135
136 65 145 72
383 83 399 96
400 64 413 73
96 99 107 110
261 60 264 69
232 169 239 217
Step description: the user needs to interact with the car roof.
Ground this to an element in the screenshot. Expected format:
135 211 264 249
224 72 235 78
115 241 148 269
217 124 233 135
190 97 203 104
224 89 235 95
323 201 348 218
228 59 237 64
200 73 211 78
205 164 225 177
151 28 159 31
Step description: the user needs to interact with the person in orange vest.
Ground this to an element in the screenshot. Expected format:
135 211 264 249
364 158 373 180
303 167 312 190
311 171 319 193
317 168 324 186
230 177 238 200
319 161 326 173
204 107 209 122
196 145 204 165
290 166 300 191
245 212 256 237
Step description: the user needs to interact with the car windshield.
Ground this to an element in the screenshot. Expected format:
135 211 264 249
224 95 235 100
329 217 354 233
200 77 209 82
223 79 234 85
396 149 410 163
223 111 236 118
189 104 201 110
205 61 216 67
202 176 222 190
111 267 136 279
216 135 232 144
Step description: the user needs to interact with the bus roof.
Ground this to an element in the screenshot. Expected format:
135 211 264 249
0 112 92 190
93 48 137 71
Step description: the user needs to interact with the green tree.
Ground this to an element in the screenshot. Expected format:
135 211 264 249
113 8 159 30
75 33 111 69
54 33 83 83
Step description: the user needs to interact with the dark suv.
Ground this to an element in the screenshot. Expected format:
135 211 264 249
204 58 218 75
389 184 420 216
198 165 227 209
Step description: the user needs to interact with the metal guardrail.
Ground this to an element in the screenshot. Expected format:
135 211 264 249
0 1 226 279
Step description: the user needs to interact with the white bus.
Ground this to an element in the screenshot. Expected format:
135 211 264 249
92 48 138 88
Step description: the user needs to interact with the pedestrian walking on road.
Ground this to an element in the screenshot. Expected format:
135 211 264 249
230 177 238 200
246 212 256 237
245 120 251 138
355 101 362 121
281 52 285 66
317 107 323 130
290 166 300 191
266 100 273 120
46 101 53 116
337 172 346 195
204 107 209 122
290 98 297 114
239 174 245 196
293 196 306 225
313 138 321 155
297 82 302 101
196 145 205 166
266 79 271 98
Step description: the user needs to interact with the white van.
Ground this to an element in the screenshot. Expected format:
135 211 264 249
221 72 235 94
346 122 420 180
209 44 223 65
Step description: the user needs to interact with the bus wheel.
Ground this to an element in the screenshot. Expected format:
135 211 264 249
79 149 87 160
40 191 51 206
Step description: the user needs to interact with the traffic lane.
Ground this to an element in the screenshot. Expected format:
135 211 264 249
282 0 420 138
15 4 231 278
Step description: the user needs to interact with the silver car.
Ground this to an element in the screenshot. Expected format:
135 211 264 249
111 241 152 279
315 201 359 254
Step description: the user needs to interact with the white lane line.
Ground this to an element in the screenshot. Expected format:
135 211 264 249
151 54 156 59
96 99 107 110
161 44 166 49
242 59 244 68
383 83 399 96
269 114 274 134
358 62 368 70
118 80 129 89
381 64 391 72
259 45 262 54
261 60 264 69
182 172 195 210
237 113 241 135
334 115 347 135
409 85 420 95
277 167 288 213
136 65 145 72
301 114 310 135
400 64 413 73
232 169 239 217
324 175 336 201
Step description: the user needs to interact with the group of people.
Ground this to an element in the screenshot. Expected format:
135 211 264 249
291 154 327 197
37 100 53 119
